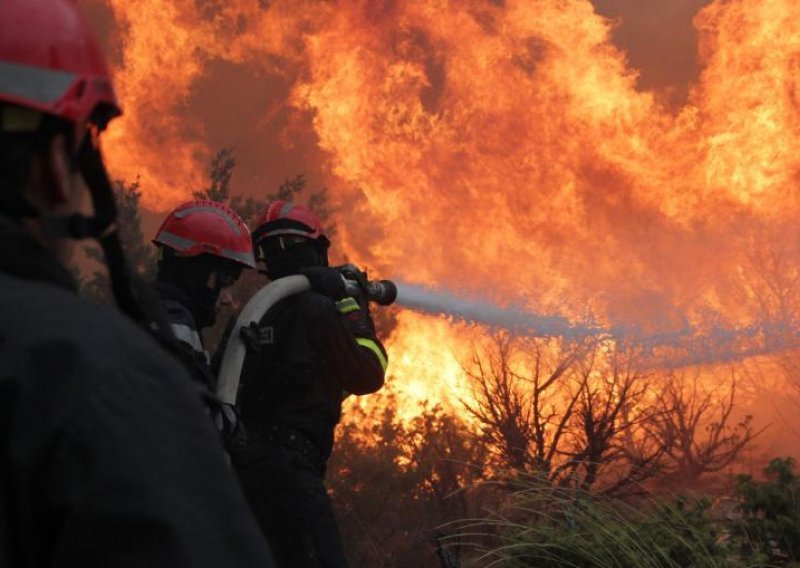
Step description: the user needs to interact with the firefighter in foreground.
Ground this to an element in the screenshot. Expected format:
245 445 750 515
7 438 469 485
152 199 255 450
0 1 273 565
235 201 388 567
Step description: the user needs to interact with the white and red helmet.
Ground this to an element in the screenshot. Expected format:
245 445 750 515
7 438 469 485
0 0 121 130
153 200 255 269
252 200 329 248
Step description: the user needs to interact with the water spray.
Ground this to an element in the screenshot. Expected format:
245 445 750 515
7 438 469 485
390 280 798 368
394 280 602 338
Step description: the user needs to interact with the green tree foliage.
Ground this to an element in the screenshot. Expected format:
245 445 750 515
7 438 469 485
194 148 236 203
457 485 727 568
735 457 800 564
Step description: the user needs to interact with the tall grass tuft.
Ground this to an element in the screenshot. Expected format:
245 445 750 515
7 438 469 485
448 477 752 568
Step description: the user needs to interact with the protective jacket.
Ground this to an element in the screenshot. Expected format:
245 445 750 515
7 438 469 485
153 279 216 388
0 215 273 567
238 289 386 462
153 279 242 448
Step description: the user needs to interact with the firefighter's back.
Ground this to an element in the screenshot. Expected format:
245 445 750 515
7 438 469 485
0 257 273 567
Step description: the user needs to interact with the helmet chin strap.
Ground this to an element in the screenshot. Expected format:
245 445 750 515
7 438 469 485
40 138 178 349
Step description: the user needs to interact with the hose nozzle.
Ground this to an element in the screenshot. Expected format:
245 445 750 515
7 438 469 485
337 264 397 306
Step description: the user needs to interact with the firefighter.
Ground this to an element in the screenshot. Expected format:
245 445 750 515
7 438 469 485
152 199 255 449
0 1 273 566
235 200 388 567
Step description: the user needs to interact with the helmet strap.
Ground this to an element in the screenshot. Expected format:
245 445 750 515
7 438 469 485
34 125 115 240
69 139 177 347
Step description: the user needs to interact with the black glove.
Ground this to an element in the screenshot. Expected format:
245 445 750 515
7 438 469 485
215 402 248 453
240 321 262 355
336 296 376 337
298 266 347 300
336 263 370 309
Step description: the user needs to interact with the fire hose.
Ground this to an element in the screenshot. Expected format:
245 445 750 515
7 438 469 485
216 268 397 404
216 274 311 404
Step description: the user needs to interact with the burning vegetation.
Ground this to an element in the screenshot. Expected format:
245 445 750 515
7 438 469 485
79 0 800 565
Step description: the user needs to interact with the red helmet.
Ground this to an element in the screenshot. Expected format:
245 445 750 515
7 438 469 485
252 200 329 247
153 201 256 269
0 0 121 128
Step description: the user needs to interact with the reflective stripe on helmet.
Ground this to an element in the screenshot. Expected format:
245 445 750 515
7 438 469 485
0 60 75 107
224 248 256 267
279 201 295 216
174 204 243 235
156 230 255 267
356 337 388 373
257 228 316 240
155 230 198 251
254 200 327 244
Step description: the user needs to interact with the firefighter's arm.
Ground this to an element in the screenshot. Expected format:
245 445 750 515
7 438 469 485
333 296 387 395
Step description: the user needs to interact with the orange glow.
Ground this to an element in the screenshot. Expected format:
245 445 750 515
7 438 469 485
383 312 476 412
102 0 211 207
94 0 800 428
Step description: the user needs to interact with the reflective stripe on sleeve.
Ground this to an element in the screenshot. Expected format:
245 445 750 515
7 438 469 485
336 297 359 315
170 323 204 354
355 337 388 373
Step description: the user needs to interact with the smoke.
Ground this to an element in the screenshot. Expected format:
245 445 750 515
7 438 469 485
591 0 711 105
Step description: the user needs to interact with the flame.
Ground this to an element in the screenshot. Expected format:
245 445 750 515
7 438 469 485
383 312 476 411
98 0 320 208
101 0 211 207
91 0 800 433
695 0 800 208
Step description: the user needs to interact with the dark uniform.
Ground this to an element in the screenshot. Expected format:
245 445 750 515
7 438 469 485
236 288 387 568
153 279 243 449
0 216 274 567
